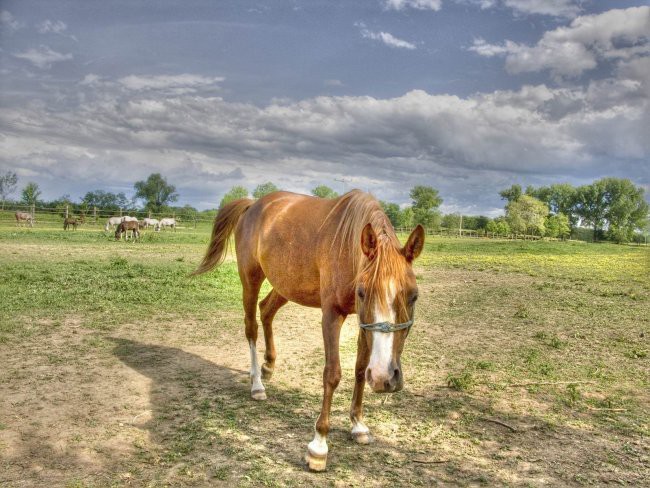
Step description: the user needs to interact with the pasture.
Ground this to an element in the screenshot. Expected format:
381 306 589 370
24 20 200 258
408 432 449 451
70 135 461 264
0 222 648 487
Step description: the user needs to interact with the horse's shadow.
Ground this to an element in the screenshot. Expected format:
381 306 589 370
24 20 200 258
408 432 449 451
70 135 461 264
108 338 584 485
108 338 328 472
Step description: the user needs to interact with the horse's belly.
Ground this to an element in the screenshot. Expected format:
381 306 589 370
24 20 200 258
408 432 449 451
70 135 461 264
262 262 322 308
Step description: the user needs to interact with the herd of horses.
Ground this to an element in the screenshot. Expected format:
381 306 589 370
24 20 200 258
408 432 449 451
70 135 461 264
13 211 177 240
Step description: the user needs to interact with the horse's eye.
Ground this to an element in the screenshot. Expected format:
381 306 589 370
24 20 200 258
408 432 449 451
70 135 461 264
357 288 365 300
409 293 418 304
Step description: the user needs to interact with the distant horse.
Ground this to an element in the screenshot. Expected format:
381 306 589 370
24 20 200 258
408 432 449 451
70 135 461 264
121 216 138 223
158 217 176 231
115 220 140 241
142 217 159 230
63 217 79 230
15 211 34 227
104 217 122 231
193 190 424 471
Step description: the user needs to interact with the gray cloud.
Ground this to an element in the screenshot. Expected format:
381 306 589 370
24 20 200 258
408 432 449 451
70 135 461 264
469 6 650 79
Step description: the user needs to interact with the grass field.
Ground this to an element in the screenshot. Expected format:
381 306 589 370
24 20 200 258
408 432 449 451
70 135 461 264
0 222 648 487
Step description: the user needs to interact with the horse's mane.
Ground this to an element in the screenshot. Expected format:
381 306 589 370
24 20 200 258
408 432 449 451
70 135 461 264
324 190 409 314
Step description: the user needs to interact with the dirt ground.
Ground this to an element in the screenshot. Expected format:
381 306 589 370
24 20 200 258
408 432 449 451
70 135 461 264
1 267 648 487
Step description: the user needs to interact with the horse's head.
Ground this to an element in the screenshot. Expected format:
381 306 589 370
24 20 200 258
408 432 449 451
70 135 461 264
114 224 123 240
355 224 424 393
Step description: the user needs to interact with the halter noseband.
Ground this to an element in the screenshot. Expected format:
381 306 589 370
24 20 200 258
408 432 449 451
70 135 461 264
359 318 414 333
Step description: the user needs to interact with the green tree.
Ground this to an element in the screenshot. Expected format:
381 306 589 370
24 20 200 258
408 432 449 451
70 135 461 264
545 213 571 239
253 182 280 199
442 213 461 232
399 207 415 228
220 186 249 208
134 173 178 213
486 217 511 235
311 185 339 199
379 201 401 229
499 184 522 203
506 195 548 235
528 183 577 224
82 190 130 211
0 171 18 209
600 178 649 243
409 185 442 229
21 182 41 206
573 181 608 240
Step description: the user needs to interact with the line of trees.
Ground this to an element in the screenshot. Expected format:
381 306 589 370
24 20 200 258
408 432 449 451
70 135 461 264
498 178 649 243
2 170 647 243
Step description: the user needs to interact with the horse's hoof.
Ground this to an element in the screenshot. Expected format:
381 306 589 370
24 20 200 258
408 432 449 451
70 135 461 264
261 363 274 380
251 389 267 401
352 431 373 445
305 449 327 472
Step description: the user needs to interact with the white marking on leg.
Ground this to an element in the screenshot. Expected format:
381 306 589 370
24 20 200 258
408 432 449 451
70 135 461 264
248 339 265 393
308 431 328 456
351 419 369 435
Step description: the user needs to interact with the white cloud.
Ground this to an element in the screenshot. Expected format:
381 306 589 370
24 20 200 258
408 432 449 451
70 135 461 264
12 45 73 69
503 0 581 18
117 74 225 92
359 26 416 50
383 0 442 11
36 19 67 34
469 6 650 79
1 10 23 31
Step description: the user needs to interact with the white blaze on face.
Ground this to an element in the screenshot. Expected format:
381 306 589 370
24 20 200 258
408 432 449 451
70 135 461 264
366 279 396 383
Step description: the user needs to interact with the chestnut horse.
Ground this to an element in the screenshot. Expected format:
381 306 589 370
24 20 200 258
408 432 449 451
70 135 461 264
115 220 140 241
194 190 424 471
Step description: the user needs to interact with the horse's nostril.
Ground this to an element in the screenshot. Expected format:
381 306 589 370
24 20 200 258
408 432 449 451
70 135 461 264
393 369 400 380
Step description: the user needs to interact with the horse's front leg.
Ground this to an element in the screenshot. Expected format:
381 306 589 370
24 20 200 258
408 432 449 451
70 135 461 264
305 307 345 472
350 330 372 444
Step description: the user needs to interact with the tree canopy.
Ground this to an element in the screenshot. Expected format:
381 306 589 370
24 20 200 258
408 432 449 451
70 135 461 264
311 185 338 199
506 195 548 235
82 190 130 211
21 182 41 206
253 182 280 199
0 171 18 209
220 186 249 208
133 173 178 213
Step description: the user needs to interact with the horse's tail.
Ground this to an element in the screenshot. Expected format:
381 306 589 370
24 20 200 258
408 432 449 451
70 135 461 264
192 198 254 276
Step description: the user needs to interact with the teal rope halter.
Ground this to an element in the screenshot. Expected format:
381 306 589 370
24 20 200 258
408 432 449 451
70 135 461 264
359 318 414 333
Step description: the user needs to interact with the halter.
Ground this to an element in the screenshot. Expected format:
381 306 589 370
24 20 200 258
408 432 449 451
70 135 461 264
359 318 414 333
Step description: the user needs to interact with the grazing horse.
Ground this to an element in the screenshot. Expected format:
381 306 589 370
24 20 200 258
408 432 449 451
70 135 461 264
158 217 176 231
104 216 123 231
63 217 79 230
15 211 34 227
115 220 140 241
142 217 159 229
194 190 424 471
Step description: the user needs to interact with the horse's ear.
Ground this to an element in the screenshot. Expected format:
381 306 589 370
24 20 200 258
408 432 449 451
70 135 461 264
361 223 378 260
403 225 425 262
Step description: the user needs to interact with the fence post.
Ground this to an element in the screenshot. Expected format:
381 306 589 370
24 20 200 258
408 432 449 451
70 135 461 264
119 208 123 217
93 206 97 225
65 205 69 219
31 203 35 221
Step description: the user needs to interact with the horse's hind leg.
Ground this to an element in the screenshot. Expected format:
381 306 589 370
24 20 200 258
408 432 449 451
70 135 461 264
259 289 288 380
240 264 267 400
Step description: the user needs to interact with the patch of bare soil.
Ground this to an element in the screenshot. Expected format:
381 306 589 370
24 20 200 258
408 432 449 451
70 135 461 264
1 269 648 487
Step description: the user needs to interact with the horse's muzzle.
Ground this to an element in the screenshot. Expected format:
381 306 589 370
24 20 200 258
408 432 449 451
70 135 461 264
366 367 403 393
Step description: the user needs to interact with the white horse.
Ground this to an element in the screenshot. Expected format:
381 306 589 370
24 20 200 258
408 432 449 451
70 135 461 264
121 216 138 223
142 217 159 229
158 217 176 231
104 216 122 231
15 211 34 227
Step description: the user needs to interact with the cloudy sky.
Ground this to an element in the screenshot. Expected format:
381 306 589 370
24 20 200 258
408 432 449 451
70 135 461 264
1 0 648 215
